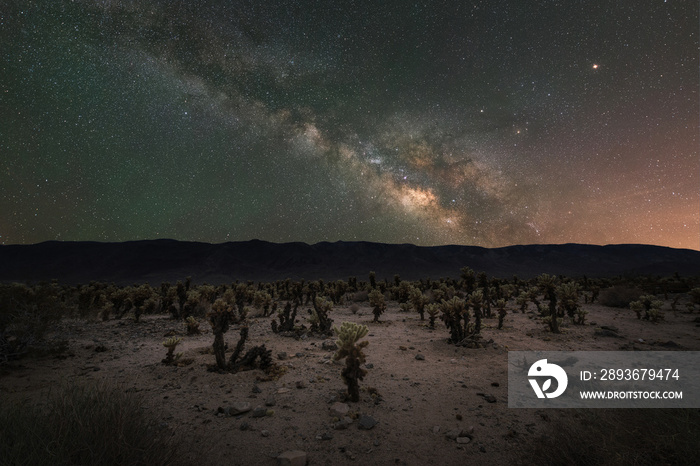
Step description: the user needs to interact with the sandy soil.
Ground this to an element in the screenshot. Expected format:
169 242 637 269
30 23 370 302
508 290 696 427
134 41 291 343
2 300 698 466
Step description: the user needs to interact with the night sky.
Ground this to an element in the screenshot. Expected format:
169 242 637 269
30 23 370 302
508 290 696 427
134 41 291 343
2 1 698 249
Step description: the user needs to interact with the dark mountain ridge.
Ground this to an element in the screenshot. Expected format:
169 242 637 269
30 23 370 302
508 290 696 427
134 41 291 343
1 239 698 285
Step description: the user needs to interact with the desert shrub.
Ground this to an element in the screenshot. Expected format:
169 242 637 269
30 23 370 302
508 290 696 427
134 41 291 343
525 409 700 466
599 286 644 308
349 303 360 315
0 380 177 466
350 290 369 303
0 283 67 365
689 288 700 306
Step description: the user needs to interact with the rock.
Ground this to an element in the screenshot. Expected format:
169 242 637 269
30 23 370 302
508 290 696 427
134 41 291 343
240 422 251 431
334 417 353 430
322 340 337 351
446 428 472 441
276 450 307 466
252 385 262 393
432 426 441 434
295 380 307 389
415 353 425 361
277 352 288 360
491 382 500 387
477 393 497 403
261 430 270 437
265 397 276 407
228 402 252 415
358 415 378 430
595 328 623 338
399 346 408 351
365 363 374 369
316 431 333 440
330 402 350 418
251 407 267 418
277 388 291 394
456 437 472 444
600 325 619 333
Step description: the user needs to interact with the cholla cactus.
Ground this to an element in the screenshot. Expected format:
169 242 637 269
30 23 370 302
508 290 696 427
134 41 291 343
426 303 440 329
440 296 470 343
496 298 507 329
368 289 386 322
556 282 581 319
162 336 182 365
208 298 247 370
409 287 428 320
333 322 369 402
630 295 664 322
185 316 200 335
310 296 333 334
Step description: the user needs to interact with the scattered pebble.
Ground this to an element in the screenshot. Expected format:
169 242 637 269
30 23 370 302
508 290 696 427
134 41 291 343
276 450 307 466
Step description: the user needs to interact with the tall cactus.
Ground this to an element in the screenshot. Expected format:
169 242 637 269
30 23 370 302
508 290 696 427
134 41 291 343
333 322 369 402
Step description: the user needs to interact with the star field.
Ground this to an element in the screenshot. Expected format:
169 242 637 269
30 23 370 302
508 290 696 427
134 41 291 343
1 0 697 249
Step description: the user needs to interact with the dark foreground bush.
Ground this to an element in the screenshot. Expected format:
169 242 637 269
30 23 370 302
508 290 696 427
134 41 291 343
0 380 177 466
598 286 645 308
524 408 700 466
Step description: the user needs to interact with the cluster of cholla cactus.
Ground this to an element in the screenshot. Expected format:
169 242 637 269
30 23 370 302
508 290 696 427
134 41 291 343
630 295 665 322
409 287 428 321
271 301 299 333
207 298 272 372
333 322 369 402
439 296 471 343
368 289 386 322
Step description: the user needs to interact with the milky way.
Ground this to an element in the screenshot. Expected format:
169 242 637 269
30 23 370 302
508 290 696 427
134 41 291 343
2 0 697 249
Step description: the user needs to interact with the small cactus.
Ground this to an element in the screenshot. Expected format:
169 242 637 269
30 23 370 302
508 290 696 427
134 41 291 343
185 316 200 335
162 336 182 365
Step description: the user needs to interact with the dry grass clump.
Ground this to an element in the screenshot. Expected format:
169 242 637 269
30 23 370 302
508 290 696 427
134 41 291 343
524 409 700 466
0 380 177 466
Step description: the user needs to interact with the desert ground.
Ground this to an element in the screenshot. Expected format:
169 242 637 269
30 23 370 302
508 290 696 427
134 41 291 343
2 295 699 466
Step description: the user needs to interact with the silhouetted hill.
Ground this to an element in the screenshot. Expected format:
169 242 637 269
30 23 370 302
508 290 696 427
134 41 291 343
1 240 698 285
